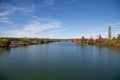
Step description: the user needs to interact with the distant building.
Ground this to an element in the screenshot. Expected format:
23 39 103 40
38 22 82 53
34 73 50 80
118 34 120 37
91 34 101 40
117 34 120 39
108 27 112 39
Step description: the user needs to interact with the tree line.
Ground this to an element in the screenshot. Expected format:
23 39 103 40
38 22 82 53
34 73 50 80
0 38 60 48
74 34 120 48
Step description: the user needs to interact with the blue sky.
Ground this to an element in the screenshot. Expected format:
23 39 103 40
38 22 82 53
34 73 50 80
0 0 120 38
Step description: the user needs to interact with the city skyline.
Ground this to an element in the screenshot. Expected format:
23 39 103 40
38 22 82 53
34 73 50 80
0 0 120 38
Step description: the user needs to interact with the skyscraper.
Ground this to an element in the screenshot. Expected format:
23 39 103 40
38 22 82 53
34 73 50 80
108 27 112 39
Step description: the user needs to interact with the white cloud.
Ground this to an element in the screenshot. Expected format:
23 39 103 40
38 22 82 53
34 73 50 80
0 2 14 16
0 0 62 38
0 1 36 25
0 18 62 38
0 10 13 16
0 0 57 25
39 28 68 38
0 30 28 37
12 6 34 14
0 1 36 17
0 17 13 24
23 20 61 31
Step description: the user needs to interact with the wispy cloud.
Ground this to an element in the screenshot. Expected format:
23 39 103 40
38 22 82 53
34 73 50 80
105 22 120 27
12 4 36 14
0 2 14 16
0 16 13 24
0 0 62 38
0 18 62 38
0 10 13 16
39 28 68 38
0 1 36 16
68 0 78 2
38 0 56 8
23 20 61 33
0 0 57 25
64 0 78 4
45 0 55 6
0 1 36 25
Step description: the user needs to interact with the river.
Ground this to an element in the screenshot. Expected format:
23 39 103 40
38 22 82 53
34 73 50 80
0 42 120 80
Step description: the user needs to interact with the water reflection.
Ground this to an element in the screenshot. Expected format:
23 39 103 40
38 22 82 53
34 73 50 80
0 48 10 55
0 48 11 80
0 42 120 80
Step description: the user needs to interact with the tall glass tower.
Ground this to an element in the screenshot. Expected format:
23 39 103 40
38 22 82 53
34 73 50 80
108 27 112 39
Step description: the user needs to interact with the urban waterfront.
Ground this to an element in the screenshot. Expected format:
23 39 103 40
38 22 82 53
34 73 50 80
0 42 120 80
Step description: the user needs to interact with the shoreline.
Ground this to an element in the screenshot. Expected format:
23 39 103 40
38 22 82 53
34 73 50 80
0 38 60 48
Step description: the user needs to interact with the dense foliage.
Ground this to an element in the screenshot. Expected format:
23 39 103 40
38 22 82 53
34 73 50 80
75 34 120 48
0 38 58 47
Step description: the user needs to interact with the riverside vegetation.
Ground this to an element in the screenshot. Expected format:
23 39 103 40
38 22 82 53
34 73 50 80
0 34 120 49
74 34 120 48
0 38 60 48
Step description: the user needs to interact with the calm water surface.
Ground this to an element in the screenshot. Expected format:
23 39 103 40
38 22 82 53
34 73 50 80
0 42 120 80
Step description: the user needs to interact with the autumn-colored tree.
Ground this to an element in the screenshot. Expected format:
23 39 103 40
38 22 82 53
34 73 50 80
89 38 94 45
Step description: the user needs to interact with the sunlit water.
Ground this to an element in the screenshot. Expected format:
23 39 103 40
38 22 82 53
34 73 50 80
0 42 120 80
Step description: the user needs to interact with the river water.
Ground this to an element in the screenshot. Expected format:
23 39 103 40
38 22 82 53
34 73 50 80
0 42 120 80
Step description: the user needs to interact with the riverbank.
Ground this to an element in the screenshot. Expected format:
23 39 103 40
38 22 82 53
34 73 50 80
0 38 60 48
74 35 120 49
